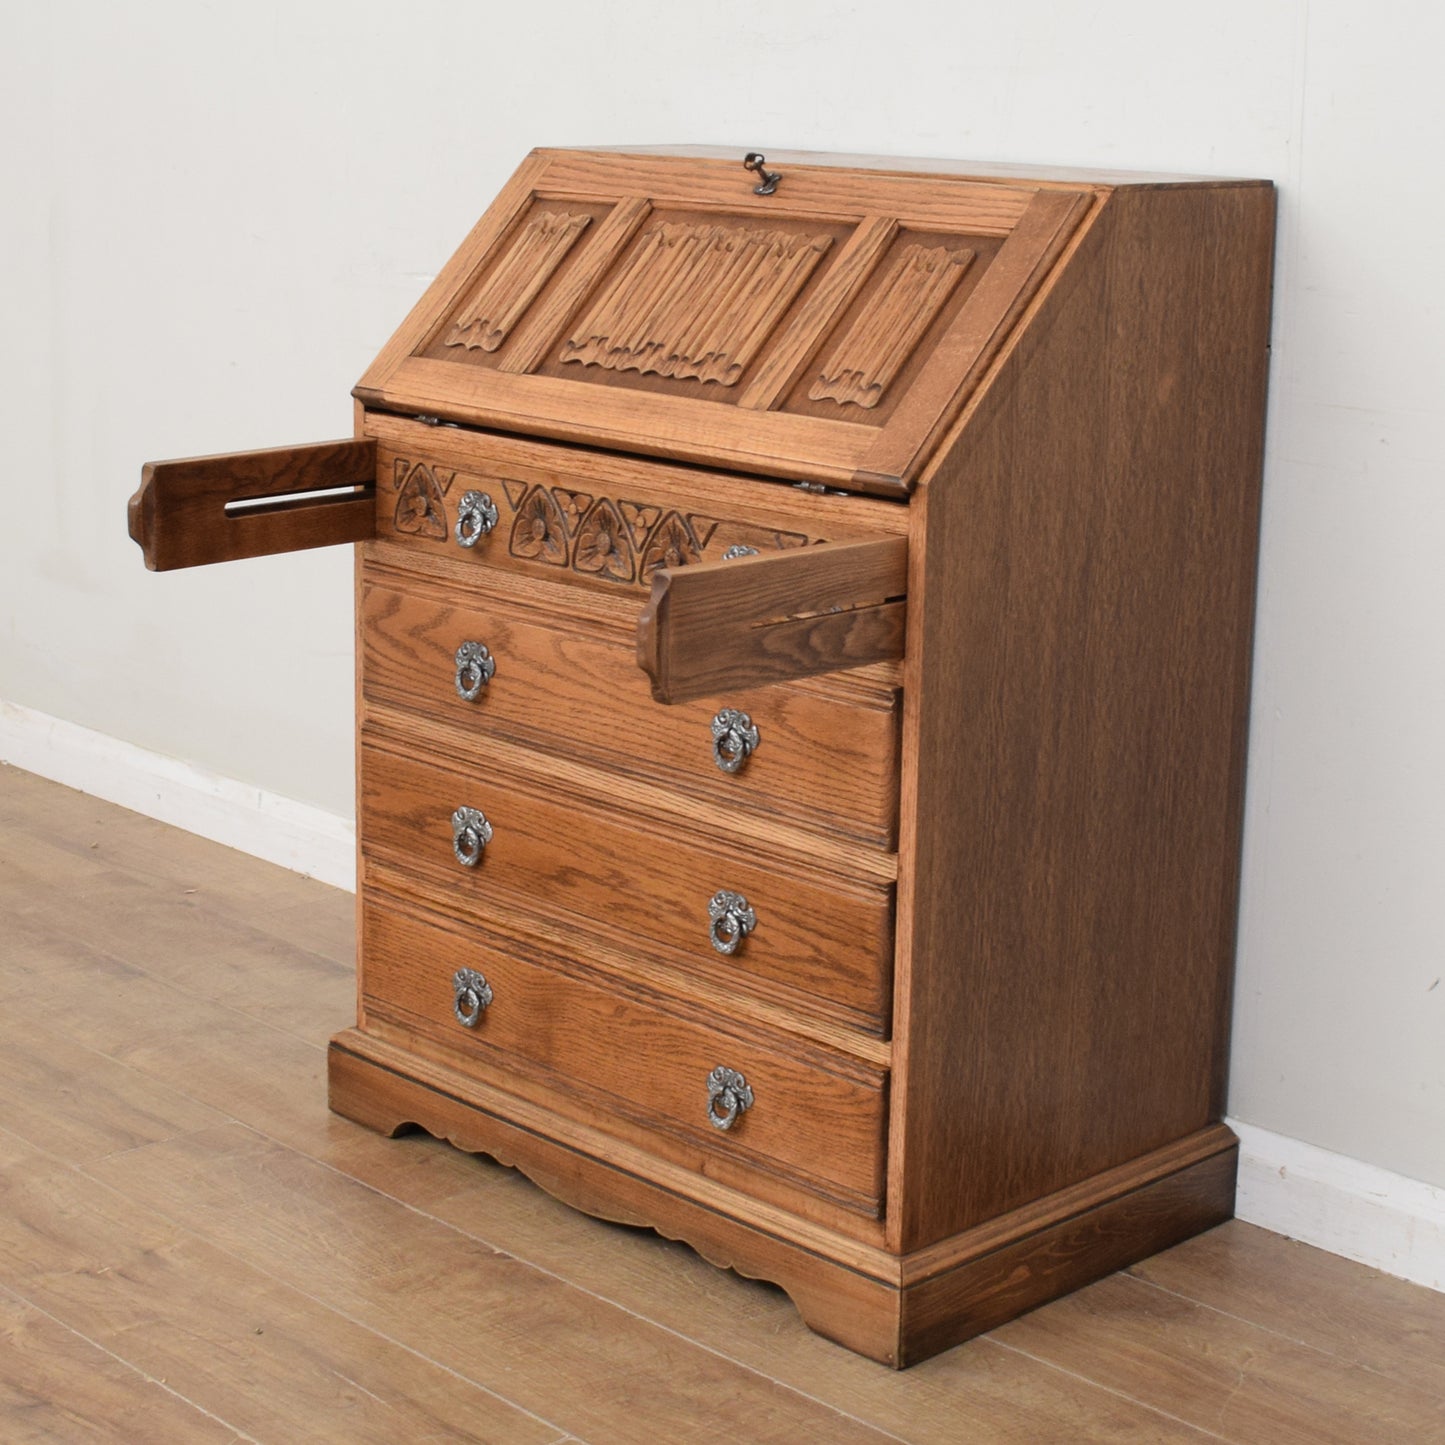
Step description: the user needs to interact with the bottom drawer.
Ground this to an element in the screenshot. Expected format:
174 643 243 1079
361 892 887 1220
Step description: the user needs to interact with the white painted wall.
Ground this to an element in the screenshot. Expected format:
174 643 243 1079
2 2 1441 1199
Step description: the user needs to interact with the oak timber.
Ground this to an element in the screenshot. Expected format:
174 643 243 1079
637 536 908 703
128 439 376 571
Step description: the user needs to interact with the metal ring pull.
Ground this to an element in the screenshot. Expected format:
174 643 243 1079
711 709 759 774
708 890 756 955
706 1066 754 1131
451 806 493 867
455 490 499 547
454 640 496 701
742 153 782 196
721 544 759 560
452 968 493 1027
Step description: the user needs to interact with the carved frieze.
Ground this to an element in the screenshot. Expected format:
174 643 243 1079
385 458 811 585
392 461 454 539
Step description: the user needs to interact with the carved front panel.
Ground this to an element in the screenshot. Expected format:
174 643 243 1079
376 447 815 592
560 222 833 386
444 211 593 353
810 243 975 409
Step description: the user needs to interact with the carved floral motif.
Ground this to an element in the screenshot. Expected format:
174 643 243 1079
640 511 702 580
572 498 636 584
508 486 569 567
392 461 453 539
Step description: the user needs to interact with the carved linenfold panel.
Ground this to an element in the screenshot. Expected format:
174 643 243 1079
560 223 833 386
444 211 593 353
392 461 453 539
809 243 975 409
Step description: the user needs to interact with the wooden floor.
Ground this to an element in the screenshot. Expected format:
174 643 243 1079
2 763 1443 1444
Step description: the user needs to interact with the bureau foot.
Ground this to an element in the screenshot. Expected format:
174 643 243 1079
327 1029 1236 1367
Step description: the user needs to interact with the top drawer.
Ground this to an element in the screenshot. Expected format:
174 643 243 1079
361 560 901 849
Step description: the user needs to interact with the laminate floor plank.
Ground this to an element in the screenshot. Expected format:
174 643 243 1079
352 1133 1222 1443
0 827 349 1046
0 1014 230 1165
84 1124 906 1445
0 1285 248 1444
4 765 1444 1444
992 1270 1445 1444
0 1132 562 1445
1129 1221 1445 1401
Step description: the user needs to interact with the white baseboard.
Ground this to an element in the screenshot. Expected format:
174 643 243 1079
0 699 355 891
1229 1118 1445 1292
4 701 1442 1294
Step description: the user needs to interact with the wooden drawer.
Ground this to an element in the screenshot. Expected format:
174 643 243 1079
366 414 910 596
361 893 888 1219
360 565 900 848
359 733 894 1034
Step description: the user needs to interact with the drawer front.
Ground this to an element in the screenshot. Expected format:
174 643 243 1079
361 569 900 848
367 416 910 598
361 894 887 1217
359 736 893 1033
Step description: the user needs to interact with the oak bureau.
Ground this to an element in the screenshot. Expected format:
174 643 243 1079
128 146 1275 1365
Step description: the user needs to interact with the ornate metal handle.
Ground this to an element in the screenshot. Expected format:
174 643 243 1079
455 490 499 547
451 806 492 867
708 890 756 955
454 640 496 701
711 708 759 774
706 1066 754 1131
452 968 493 1027
721 544 759 560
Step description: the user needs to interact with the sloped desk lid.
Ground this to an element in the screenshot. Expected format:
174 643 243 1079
355 148 1095 497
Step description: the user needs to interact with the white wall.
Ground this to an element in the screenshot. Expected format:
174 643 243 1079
2 1 1441 1193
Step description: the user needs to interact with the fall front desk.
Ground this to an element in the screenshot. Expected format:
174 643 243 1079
128 147 1274 1365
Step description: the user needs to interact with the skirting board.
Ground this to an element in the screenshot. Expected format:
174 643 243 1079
3 698 1441 1298
1229 1119 1445 1293
0 699 355 891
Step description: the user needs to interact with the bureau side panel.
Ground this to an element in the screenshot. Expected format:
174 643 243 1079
890 182 1275 1249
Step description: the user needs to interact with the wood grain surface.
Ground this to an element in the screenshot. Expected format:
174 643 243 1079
359 894 889 1219
129 439 375 571
887 180 1276 1251
358 730 896 1033
360 562 902 847
637 535 908 703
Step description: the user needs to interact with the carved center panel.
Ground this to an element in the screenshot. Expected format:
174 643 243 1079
560 222 833 387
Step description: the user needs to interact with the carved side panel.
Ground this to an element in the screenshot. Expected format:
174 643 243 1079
444 211 593 353
561 223 832 386
809 243 975 409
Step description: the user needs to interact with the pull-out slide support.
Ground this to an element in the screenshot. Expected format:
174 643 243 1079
128 439 377 571
637 535 908 704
